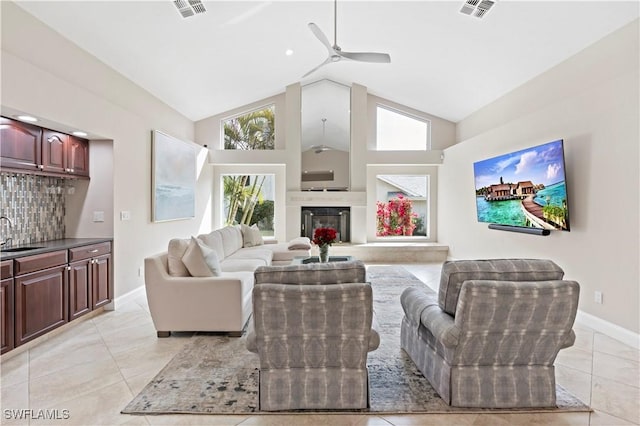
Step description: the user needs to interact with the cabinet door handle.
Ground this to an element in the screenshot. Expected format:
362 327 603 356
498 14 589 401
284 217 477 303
88 249 99 253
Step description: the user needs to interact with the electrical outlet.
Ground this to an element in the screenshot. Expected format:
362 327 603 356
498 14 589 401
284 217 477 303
594 291 603 304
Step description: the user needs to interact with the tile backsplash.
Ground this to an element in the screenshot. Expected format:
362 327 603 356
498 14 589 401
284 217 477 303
1 173 66 245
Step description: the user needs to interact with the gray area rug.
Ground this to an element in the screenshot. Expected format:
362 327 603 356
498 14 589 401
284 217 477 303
122 266 590 415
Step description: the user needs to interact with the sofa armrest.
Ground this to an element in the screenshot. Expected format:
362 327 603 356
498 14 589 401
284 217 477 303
401 286 459 348
420 305 460 348
246 320 257 353
400 286 438 325
369 329 380 352
561 329 576 349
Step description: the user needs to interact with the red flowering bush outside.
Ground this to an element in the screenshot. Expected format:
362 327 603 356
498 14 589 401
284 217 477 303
312 227 338 246
376 195 417 236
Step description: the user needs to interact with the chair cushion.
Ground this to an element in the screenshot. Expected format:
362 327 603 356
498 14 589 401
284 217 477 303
438 259 564 316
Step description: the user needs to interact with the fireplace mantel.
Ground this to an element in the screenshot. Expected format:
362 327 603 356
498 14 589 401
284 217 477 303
286 191 366 207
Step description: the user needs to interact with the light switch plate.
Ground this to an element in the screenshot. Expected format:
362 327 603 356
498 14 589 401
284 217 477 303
93 211 105 222
120 211 131 221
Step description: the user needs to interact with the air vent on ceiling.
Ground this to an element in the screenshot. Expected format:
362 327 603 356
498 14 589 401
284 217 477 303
173 0 207 18
460 0 495 18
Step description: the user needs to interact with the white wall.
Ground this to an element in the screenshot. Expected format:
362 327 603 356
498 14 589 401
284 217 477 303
1 2 213 299
65 140 114 238
439 20 639 334
301 149 349 190
196 81 455 242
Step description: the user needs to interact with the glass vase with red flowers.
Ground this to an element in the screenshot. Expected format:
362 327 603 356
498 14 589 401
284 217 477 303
312 227 337 263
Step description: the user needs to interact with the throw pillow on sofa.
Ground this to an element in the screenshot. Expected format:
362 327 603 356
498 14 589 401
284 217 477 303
241 223 264 247
182 236 222 277
167 238 190 277
287 236 312 250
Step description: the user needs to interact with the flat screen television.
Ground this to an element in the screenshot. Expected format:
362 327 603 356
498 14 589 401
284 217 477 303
473 139 570 232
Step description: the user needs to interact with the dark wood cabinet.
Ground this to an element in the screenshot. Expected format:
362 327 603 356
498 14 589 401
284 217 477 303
0 116 42 171
68 242 111 318
68 260 92 320
1 259 14 354
15 264 68 346
4 241 112 353
0 116 89 178
92 254 111 309
67 136 90 177
42 129 68 174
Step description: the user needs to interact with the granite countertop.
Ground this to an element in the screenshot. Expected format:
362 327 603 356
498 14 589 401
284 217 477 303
0 237 113 261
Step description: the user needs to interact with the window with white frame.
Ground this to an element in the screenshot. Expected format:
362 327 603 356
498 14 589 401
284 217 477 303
375 175 429 238
376 105 430 151
222 174 275 236
222 105 275 150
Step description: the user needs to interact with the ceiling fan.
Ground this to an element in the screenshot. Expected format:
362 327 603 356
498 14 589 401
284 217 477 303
303 0 391 78
310 144 332 154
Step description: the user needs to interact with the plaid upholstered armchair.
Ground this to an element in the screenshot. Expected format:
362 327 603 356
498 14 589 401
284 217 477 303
246 260 380 411
400 259 580 408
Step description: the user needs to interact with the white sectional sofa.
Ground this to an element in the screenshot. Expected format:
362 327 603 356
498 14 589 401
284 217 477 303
144 225 311 337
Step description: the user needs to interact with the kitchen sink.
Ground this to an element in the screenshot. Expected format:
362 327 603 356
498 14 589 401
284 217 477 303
1 246 44 253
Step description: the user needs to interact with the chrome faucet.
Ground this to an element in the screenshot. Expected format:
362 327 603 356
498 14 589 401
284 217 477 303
0 216 13 248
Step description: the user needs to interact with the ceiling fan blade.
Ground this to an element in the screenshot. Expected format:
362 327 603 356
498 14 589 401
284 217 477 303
308 23 335 54
302 57 333 78
338 51 391 63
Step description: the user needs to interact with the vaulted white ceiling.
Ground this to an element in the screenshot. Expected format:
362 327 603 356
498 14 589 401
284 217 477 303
15 1 639 123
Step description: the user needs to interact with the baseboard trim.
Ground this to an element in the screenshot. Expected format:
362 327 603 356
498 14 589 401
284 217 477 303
576 309 640 350
110 285 146 310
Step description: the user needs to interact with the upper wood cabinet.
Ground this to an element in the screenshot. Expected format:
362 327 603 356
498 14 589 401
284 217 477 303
0 117 89 179
42 129 68 174
0 116 42 171
67 136 90 177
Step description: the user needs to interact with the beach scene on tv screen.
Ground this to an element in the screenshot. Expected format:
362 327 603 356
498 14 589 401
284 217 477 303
474 139 570 231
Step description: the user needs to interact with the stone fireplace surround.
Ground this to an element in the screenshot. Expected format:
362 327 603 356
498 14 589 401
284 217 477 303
286 191 366 244
301 206 351 242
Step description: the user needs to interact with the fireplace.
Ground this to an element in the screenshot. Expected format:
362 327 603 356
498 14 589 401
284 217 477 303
301 207 351 243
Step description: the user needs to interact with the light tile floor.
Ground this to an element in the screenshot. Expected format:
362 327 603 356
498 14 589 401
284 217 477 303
1 263 638 426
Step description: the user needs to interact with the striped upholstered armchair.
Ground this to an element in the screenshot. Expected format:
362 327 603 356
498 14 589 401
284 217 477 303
246 260 379 411
400 259 580 408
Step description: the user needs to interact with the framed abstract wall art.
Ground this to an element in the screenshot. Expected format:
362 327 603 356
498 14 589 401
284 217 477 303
151 130 196 222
